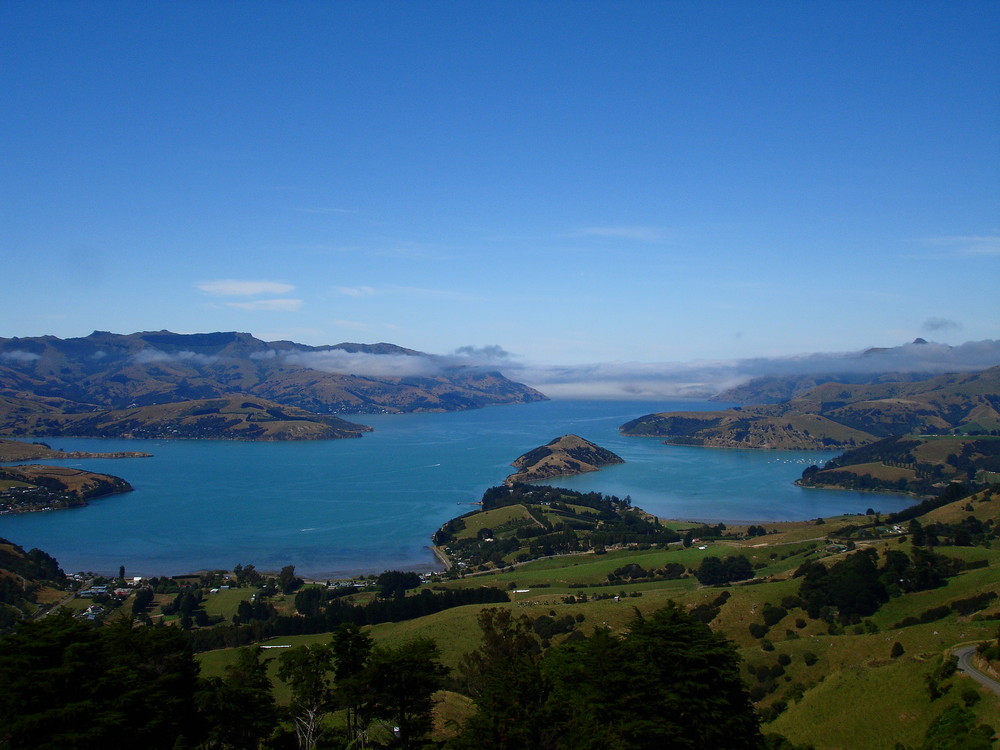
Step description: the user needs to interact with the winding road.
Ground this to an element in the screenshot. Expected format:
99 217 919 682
954 645 1000 698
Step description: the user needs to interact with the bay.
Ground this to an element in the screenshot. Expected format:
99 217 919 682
0 399 915 578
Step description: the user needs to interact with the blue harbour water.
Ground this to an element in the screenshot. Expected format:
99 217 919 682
0 400 915 578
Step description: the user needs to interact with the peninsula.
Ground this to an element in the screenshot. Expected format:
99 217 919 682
0 464 133 514
620 366 1000 450
0 396 371 442
0 438 151 461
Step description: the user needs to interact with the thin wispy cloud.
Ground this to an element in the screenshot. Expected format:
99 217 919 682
575 226 672 242
503 340 1000 400
915 236 1000 257
332 319 375 330
389 285 478 301
132 349 220 365
295 207 356 215
335 286 378 298
922 317 961 332
284 350 442 378
225 299 303 312
198 279 295 296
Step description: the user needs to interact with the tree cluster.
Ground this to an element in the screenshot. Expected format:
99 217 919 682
794 546 968 624
452 603 763 749
0 612 450 750
187 585 509 652
695 554 755 586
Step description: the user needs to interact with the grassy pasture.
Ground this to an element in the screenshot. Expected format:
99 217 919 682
201 587 252 619
453 504 535 539
192 486 1000 749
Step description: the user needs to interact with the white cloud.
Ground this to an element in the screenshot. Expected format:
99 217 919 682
225 299 303 312
283 350 442 378
504 340 1000 400
132 349 220 365
0 350 41 362
198 279 295 296
450 345 514 364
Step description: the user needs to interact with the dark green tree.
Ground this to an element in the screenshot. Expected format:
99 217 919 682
198 646 277 749
455 603 763 749
376 570 422 599
453 608 556 750
0 612 203 749
331 622 374 745
278 564 303 595
921 704 995 750
363 637 449 750
277 643 335 750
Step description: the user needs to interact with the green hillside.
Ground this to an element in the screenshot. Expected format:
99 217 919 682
186 483 1000 749
0 394 371 441
621 366 1000 451
3 483 998 748
799 435 1000 494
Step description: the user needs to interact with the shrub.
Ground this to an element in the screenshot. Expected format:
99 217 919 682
762 605 788 627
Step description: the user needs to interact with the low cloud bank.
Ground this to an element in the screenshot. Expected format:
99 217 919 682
131 349 222 366
280 339 1000 397
92 338 1000 399
504 340 1000 400
0 350 41 362
282 350 443 378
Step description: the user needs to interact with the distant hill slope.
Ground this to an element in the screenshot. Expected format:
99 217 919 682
0 330 547 416
505 434 624 485
0 395 371 442
0 538 65 627
711 338 1000 404
621 366 1000 450
0 464 133 513
797 434 1000 495
0 438 151 461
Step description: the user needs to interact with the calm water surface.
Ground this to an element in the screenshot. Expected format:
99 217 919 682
0 400 914 577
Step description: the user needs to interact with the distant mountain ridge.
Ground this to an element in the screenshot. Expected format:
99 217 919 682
711 338 999 404
621 366 1000 450
0 330 547 416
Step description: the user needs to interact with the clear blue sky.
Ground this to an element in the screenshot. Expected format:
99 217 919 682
3 1 998 368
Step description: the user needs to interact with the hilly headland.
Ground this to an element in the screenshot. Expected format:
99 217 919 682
0 395 371 442
0 464 133 514
0 438 151 461
504 434 624 485
621 366 1000 451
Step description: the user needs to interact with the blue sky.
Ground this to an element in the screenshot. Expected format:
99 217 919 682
2 1 998 374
